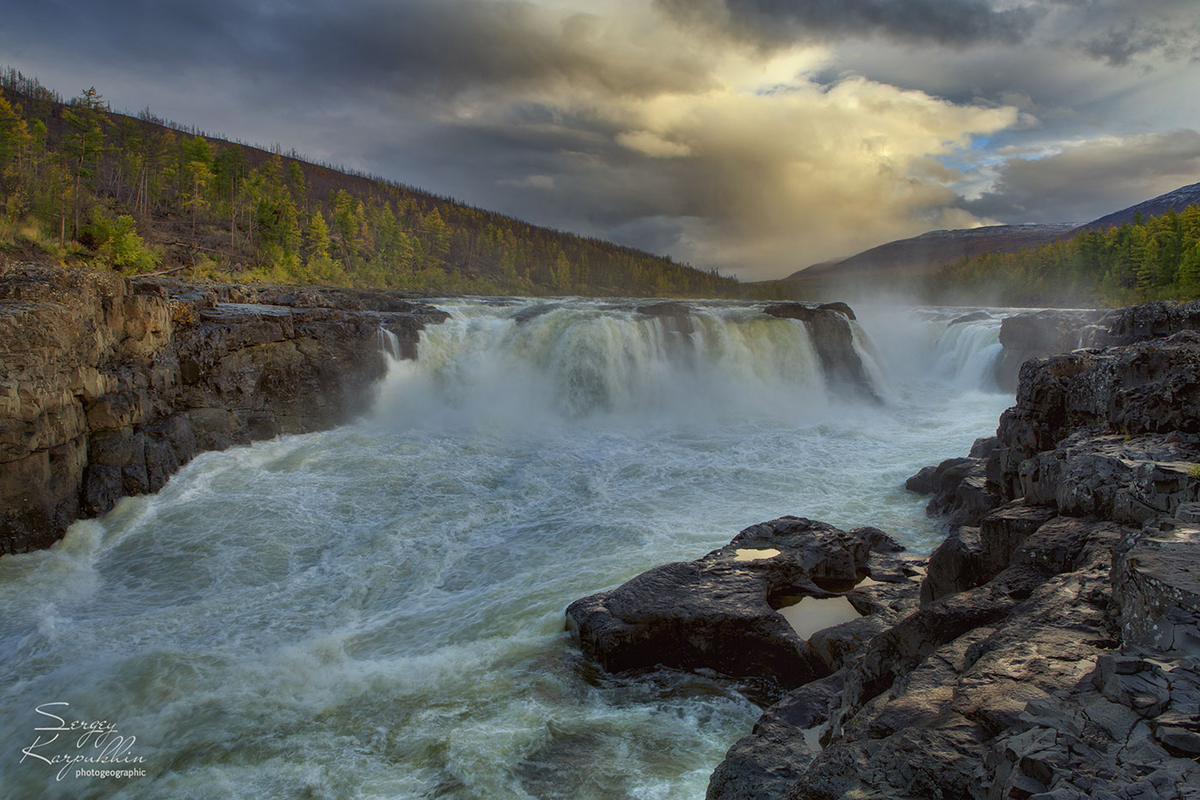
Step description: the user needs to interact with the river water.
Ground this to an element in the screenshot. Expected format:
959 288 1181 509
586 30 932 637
0 300 1013 799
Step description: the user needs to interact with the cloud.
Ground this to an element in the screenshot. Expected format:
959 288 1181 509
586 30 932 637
1 0 719 100
657 0 1200 67
1042 0 1200 66
964 130 1200 223
497 174 557 190
615 131 694 159
656 0 1042 49
574 74 1019 275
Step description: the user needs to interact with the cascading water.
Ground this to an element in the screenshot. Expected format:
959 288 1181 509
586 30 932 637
929 314 1004 391
377 326 404 361
0 299 1013 799
374 302 832 428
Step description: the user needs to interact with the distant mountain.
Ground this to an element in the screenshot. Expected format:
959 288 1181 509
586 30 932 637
779 179 1200 295
784 223 1077 285
1077 182 1200 232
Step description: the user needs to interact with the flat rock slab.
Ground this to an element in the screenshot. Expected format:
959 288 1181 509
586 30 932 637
566 517 910 693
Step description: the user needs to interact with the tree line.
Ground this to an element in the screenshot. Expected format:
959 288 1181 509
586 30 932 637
929 205 1200 307
0 71 759 298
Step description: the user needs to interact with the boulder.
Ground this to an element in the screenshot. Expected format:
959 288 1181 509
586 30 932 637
762 303 878 400
906 455 1005 530
816 302 856 321
566 517 909 694
635 300 695 336
950 311 992 326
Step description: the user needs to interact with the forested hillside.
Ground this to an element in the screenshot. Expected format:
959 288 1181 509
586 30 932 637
930 205 1200 306
0 71 749 297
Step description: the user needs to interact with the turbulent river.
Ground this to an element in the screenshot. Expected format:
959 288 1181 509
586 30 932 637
1 299 1014 799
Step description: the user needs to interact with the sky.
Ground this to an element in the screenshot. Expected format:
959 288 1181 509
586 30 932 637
2 0 1199 280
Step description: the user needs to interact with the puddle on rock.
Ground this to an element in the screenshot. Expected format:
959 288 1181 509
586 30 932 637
734 548 781 562
802 724 826 751
773 595 863 640
854 573 887 588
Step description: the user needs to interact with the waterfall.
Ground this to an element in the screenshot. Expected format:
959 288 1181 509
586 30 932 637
376 326 403 360
372 301 888 427
930 315 1003 391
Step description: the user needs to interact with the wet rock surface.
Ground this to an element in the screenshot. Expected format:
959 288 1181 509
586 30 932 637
0 262 447 554
992 299 1200 392
762 303 877 399
993 309 1105 391
635 300 695 336
568 300 1200 799
566 517 914 698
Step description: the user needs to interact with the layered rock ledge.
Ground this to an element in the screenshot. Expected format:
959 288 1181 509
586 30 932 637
568 302 1200 799
992 299 1200 391
0 262 447 554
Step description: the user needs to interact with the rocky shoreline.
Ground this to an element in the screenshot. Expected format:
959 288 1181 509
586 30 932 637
0 262 447 554
568 302 1200 798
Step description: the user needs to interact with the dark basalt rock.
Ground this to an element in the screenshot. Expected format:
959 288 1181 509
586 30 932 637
989 331 1200 517
816 302 856 321
706 674 843 800
511 303 556 324
950 310 992 326
762 302 825 323
993 309 1106 391
635 300 695 335
1096 299 1200 346
762 303 878 400
0 262 447 554
905 453 1005 531
566 517 911 696
991 299 1200 394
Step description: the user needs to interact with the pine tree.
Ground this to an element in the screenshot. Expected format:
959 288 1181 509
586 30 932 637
0 89 29 215
61 87 109 240
182 160 213 236
304 210 331 262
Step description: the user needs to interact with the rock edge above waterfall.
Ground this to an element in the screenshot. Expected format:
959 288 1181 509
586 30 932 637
0 262 448 555
763 303 878 400
567 302 1200 799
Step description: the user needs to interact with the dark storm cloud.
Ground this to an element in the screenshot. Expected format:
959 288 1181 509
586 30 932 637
655 0 1042 49
275 0 716 98
3 0 715 100
656 0 1200 67
964 130 1200 224
1037 0 1200 66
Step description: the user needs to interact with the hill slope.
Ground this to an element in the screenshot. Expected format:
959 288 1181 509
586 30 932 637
0 71 747 298
785 223 1077 283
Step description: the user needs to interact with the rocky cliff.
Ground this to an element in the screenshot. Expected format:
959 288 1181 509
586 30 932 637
568 302 1200 799
991 300 1200 391
0 262 446 555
